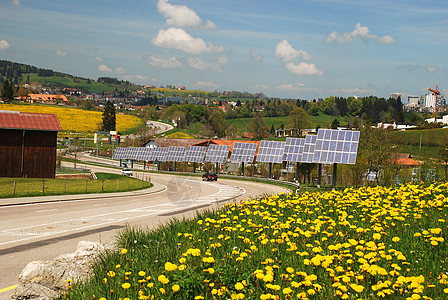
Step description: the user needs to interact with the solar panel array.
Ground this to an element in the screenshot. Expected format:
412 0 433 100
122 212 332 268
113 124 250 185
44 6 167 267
256 141 285 163
184 146 207 163
230 142 258 163
313 129 360 164
205 144 230 163
283 138 305 162
166 146 186 162
111 130 360 166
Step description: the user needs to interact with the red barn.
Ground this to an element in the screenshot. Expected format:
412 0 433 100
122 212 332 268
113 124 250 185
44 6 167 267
0 111 62 178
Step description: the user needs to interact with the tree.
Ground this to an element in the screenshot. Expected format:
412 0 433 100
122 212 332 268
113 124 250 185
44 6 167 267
207 109 227 138
102 101 116 132
249 113 269 139
1 79 14 100
331 118 340 129
287 107 311 137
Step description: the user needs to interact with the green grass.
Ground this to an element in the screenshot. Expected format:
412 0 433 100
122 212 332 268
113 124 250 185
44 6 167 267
25 73 118 93
0 172 151 198
60 181 448 300
226 113 354 133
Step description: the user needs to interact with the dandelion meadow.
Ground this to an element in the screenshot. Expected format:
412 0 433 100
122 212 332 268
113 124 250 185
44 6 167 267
62 182 448 300
0 104 142 133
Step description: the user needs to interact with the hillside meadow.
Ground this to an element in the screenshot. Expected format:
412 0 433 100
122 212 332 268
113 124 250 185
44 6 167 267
61 181 448 300
0 104 142 133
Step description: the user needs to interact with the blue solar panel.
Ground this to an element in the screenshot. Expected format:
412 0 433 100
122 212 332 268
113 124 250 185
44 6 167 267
256 140 285 163
230 142 258 163
184 146 207 163
314 129 360 165
205 144 230 163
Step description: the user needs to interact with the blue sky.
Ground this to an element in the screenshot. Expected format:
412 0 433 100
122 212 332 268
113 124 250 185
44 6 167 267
0 0 447 100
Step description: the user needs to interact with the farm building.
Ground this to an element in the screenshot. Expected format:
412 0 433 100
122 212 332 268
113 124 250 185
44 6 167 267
0 111 62 178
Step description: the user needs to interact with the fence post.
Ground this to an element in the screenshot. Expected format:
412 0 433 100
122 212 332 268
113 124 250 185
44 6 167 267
117 179 119 191
85 179 88 193
42 179 45 194
13 181 16 195
137 175 139 188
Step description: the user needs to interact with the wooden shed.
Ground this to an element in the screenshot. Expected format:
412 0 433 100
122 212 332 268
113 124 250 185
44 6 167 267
0 111 62 178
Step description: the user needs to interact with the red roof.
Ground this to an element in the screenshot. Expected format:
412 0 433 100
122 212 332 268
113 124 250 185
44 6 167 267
0 111 62 131
395 158 421 166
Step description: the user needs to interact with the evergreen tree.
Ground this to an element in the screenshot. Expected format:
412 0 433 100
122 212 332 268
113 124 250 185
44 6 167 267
102 101 116 132
1 79 14 100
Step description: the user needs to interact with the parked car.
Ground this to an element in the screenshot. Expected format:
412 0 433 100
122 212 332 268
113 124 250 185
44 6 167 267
202 172 218 181
121 168 133 176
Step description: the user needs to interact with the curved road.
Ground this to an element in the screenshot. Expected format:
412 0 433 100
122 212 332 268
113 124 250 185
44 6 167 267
0 167 289 299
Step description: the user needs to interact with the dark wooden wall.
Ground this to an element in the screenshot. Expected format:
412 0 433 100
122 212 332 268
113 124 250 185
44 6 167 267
0 129 57 178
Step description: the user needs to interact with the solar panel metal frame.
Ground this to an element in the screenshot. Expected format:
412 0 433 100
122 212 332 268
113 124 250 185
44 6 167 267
184 146 207 163
256 140 285 163
166 146 186 162
283 138 305 163
205 144 230 163
230 142 258 163
313 129 360 165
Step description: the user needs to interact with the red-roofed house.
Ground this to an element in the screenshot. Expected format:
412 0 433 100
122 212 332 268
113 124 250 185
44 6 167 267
0 111 62 178
27 94 68 105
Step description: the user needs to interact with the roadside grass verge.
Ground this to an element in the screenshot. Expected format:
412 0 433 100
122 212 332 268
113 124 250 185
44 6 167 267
0 173 151 198
61 181 448 300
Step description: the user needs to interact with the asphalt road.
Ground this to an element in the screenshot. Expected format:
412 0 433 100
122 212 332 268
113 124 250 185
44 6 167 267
0 168 289 299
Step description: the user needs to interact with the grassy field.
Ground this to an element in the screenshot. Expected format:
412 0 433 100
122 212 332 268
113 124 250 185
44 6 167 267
0 172 151 198
26 73 127 93
61 181 448 300
227 114 354 133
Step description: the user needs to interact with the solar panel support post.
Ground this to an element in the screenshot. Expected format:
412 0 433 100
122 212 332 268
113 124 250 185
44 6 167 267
332 163 338 190
158 162 161 171
317 164 322 188
215 162 219 174
131 160 134 169
242 162 245 176
269 163 273 179
295 162 300 183
174 162 177 172
193 162 196 173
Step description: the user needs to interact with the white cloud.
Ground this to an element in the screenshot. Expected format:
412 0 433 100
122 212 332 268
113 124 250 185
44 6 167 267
425 65 438 73
89 57 104 62
115 67 126 74
253 84 269 90
276 83 320 93
147 56 183 69
98 64 113 73
122 75 149 83
325 23 397 44
12 0 20 6
157 0 217 29
285 62 323 76
188 56 228 72
275 40 312 62
205 20 217 30
0 40 10 50
151 27 224 54
251 50 263 62
196 81 220 89
56 49 67 57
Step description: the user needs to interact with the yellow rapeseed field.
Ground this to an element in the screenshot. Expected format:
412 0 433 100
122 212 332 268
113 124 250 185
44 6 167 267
0 104 142 133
